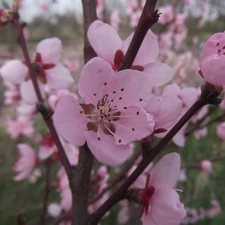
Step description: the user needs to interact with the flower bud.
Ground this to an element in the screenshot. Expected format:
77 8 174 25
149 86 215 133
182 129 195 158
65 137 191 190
200 32 225 88
198 160 212 172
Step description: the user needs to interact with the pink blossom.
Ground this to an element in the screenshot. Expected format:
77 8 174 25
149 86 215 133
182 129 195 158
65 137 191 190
53 57 155 166
38 134 57 160
145 93 182 131
198 160 212 172
88 20 174 87
13 144 36 181
7 116 34 139
0 38 74 104
16 102 36 117
48 89 78 111
140 153 186 225
200 32 225 87
64 59 80 72
217 122 225 140
158 5 174 25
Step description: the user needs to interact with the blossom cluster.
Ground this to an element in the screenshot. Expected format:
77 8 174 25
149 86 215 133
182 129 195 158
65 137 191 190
0 0 224 224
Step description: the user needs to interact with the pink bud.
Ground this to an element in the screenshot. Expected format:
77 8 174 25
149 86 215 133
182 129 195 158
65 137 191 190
198 160 212 172
200 32 225 87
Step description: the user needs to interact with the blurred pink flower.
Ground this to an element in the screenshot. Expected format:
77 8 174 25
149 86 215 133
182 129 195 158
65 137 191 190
53 57 154 166
13 144 36 181
140 153 186 225
217 122 225 140
0 38 74 104
200 32 225 87
198 160 212 172
7 116 34 139
88 20 174 86
158 5 174 25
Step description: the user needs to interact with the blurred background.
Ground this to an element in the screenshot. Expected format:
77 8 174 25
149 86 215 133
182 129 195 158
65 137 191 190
0 0 225 225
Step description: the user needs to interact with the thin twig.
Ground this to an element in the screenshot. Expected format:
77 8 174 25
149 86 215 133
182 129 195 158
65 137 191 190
89 83 221 224
89 151 142 205
119 0 159 70
12 19 72 177
39 160 52 225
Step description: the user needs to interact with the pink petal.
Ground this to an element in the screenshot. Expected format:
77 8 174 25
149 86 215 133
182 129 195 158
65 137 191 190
122 30 159 65
78 57 115 105
200 54 225 87
146 95 182 129
38 145 56 160
173 128 186 147
107 69 152 109
87 20 122 64
0 60 28 84
142 188 186 225
85 130 132 166
13 144 36 181
53 95 88 146
36 37 62 64
150 152 181 188
46 64 74 89
200 32 225 61
112 106 155 145
143 62 174 86
20 80 45 105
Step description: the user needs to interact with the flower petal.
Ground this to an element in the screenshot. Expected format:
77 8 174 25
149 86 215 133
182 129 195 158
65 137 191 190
45 64 74 89
85 130 132 166
146 95 182 129
200 32 224 61
142 188 186 225
53 95 88 146
35 37 62 64
143 62 174 87
112 106 155 145
87 20 122 64
107 69 152 109
150 152 181 188
0 60 28 84
20 80 45 105
78 57 115 105
121 30 159 65
200 54 225 87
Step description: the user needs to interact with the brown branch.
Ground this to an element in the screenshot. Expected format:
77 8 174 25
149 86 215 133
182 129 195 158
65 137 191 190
39 160 52 225
89 84 221 225
12 19 72 177
70 1 97 225
119 0 159 70
89 151 142 205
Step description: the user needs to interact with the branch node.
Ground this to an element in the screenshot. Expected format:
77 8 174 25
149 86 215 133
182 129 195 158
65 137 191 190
36 102 52 120
201 84 222 105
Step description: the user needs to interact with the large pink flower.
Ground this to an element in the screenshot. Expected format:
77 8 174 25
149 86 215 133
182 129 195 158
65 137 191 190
53 57 155 166
140 153 186 225
200 32 225 87
0 37 74 104
13 144 36 181
87 20 174 87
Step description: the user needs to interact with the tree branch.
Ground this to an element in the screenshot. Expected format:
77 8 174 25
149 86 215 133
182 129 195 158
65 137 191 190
119 0 159 70
39 160 52 225
12 19 72 177
70 1 97 225
89 84 221 224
